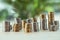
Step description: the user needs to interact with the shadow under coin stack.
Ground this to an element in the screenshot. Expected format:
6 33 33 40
5 21 12 32
40 14 47 30
25 19 32 33
48 12 59 31
33 17 39 32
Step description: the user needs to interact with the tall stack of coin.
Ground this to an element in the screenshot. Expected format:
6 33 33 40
48 12 54 30
40 14 47 30
13 24 21 32
5 21 12 32
25 23 32 33
16 18 22 30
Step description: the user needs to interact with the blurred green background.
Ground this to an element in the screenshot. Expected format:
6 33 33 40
0 0 60 20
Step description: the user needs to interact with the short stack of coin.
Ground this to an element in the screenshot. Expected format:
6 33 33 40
16 18 22 30
54 21 59 31
49 21 59 31
13 24 21 32
33 22 39 32
33 17 39 32
25 18 32 33
25 23 32 33
5 21 12 32
13 18 22 32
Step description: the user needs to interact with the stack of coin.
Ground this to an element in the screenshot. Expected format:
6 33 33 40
5 21 12 32
40 14 47 30
22 20 26 29
32 17 39 32
16 18 22 30
33 22 39 32
13 24 21 32
49 21 59 31
48 12 54 30
54 21 59 31
25 23 32 33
